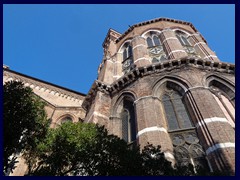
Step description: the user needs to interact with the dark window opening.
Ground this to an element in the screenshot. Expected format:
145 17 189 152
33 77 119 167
121 98 136 143
61 116 72 124
122 43 134 74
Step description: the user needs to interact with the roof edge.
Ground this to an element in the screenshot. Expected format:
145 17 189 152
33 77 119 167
116 17 197 43
3 68 86 97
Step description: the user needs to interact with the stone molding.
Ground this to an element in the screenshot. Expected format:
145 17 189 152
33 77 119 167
82 58 234 110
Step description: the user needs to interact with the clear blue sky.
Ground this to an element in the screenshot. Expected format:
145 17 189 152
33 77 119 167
3 4 235 94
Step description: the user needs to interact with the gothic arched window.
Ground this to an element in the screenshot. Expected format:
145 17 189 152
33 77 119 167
145 32 167 63
122 42 134 74
153 35 161 46
147 37 154 47
175 31 196 55
161 85 208 169
210 86 235 129
147 35 161 48
121 98 136 143
162 90 192 131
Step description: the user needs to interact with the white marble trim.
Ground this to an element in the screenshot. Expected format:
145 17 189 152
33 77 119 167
162 37 178 44
196 117 229 128
133 44 147 50
164 152 175 160
134 57 150 63
206 143 235 155
136 126 167 138
193 42 206 47
167 50 186 57
203 55 218 59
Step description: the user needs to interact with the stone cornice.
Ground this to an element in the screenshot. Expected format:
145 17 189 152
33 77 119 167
34 93 85 110
82 58 235 111
115 17 199 43
3 68 86 103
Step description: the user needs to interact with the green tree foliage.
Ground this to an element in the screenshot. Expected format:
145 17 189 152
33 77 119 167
28 122 141 176
3 81 49 175
27 121 212 176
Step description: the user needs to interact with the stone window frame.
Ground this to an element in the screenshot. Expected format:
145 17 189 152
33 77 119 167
111 92 138 145
121 98 137 143
142 30 167 63
146 34 161 48
206 75 235 106
55 114 75 128
119 41 134 74
174 30 197 56
206 75 235 129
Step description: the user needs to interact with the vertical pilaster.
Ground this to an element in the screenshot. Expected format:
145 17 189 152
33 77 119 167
189 33 220 62
134 96 174 161
101 58 114 84
131 36 151 67
114 53 123 80
160 29 188 60
185 88 235 173
85 91 111 128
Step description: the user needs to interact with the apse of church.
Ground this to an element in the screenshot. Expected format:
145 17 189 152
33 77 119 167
4 17 235 175
82 17 235 173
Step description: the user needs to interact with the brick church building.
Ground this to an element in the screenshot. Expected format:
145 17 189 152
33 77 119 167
3 17 235 175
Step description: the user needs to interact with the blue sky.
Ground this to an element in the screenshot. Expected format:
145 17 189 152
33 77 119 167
3 4 235 94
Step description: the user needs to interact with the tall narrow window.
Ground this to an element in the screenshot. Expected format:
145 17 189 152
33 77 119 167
122 43 134 74
123 49 128 60
147 37 153 47
121 98 136 143
161 85 208 169
153 35 161 46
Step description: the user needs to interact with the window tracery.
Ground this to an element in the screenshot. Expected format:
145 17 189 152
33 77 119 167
161 85 207 168
122 43 134 74
175 31 198 57
146 32 167 63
